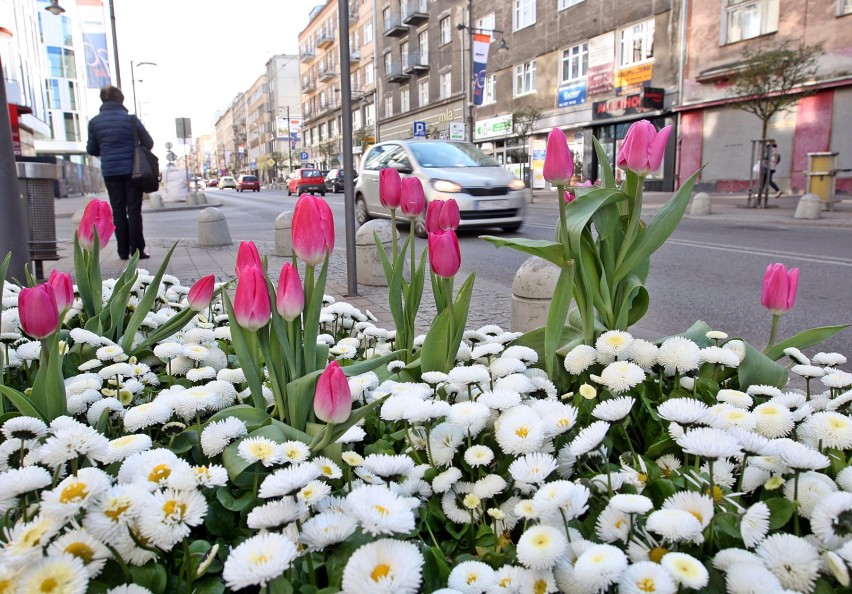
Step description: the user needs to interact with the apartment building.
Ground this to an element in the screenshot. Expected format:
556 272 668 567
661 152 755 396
266 54 301 176
678 0 852 194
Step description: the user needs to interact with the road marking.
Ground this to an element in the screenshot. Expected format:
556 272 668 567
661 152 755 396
665 238 852 267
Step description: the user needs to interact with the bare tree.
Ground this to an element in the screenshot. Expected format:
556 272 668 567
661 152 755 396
728 42 821 206
512 106 543 186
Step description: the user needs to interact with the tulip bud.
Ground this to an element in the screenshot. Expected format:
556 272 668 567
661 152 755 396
427 229 461 278
314 360 352 424
235 241 262 277
77 200 115 251
276 262 304 321
425 199 460 233
292 194 335 267
616 120 673 176
761 263 799 314
47 269 74 312
400 177 426 217
379 168 402 209
543 128 574 185
233 265 271 331
425 200 442 234
18 284 59 339
187 275 216 312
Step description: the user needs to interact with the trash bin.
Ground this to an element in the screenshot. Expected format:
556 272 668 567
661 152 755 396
17 162 60 279
806 152 839 211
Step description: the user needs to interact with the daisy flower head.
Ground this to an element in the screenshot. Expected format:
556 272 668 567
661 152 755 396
573 544 628 593
508 453 558 486
773 438 830 471
448 401 491 435
676 427 742 460
752 402 795 438
0 466 52 499
813 352 847 367
258 462 322 498
599 361 645 394
595 505 631 543
657 336 701 374
569 420 610 457
123 401 173 433
464 445 494 467
532 480 590 521
237 436 284 467
222 532 298 590
755 533 820 592
784 470 837 518
16 554 89 594
596 330 634 360
516 525 568 570
740 501 771 548
592 396 635 421
48 527 112 578
624 338 659 369
619 561 677 594
362 453 416 479
200 416 247 457
660 552 709 589
341 538 424 594
447 560 496 594
798 411 852 449
2 416 47 440
531 399 578 436
41 467 112 520
314 456 343 479
656 397 708 425
246 497 306 530
136 487 208 549
662 491 714 529
494 405 546 455
563 345 598 375
700 346 740 368
297 479 332 507
609 493 653 515
345 485 416 536
646 509 703 543
810 491 852 548
717 389 753 409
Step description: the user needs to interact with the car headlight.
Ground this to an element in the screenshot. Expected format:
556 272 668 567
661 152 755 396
431 179 462 193
508 179 526 191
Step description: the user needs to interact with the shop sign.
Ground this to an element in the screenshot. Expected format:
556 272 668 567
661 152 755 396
475 114 513 140
614 63 653 95
449 122 466 141
587 32 615 96
592 88 665 120
557 80 587 108
641 87 665 109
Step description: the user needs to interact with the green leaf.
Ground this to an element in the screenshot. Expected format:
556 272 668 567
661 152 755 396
615 168 703 284
121 242 178 352
268 576 294 594
564 188 627 259
592 136 616 188
479 236 565 267
216 488 256 512
204 405 273 430
303 257 330 374
223 293 266 410
738 341 788 389
420 274 475 373
0 252 9 306
544 263 575 377
129 563 168 594
29 334 65 421
316 396 389 452
765 497 795 529
0 385 46 421
192 577 226 594
764 324 850 360
222 421 313 484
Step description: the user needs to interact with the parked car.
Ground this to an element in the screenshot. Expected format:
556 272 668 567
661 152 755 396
324 169 358 193
219 176 237 190
237 175 261 192
206 178 219 188
286 168 326 196
354 140 528 236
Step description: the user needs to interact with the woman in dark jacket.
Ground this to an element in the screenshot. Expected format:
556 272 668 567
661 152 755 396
86 85 155 260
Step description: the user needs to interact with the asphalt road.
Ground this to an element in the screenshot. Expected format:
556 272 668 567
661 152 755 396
154 187 852 355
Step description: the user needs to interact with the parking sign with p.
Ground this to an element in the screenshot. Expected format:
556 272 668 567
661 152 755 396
413 121 427 137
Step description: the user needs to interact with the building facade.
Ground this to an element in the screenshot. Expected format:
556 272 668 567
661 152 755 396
266 54 301 176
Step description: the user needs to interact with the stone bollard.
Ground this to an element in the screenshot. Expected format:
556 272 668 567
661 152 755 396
794 193 822 220
197 207 232 246
355 219 393 286
274 212 293 257
511 256 562 333
148 192 163 209
689 192 712 216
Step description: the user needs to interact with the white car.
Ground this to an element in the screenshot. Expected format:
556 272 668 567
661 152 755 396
219 176 237 190
354 140 529 237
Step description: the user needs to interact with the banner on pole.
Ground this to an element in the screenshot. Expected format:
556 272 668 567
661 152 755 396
78 0 111 88
472 33 491 106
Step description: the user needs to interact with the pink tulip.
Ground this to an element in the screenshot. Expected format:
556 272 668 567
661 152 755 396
543 128 574 185
314 360 352 424
77 200 115 251
425 200 460 233
292 194 335 267
276 262 304 321
761 263 799 314
379 168 402 209
427 230 461 278
564 190 576 204
187 275 215 312
235 241 262 277
616 120 672 176
233 265 271 331
400 177 426 217
47 269 74 312
18 284 59 339
565 180 594 204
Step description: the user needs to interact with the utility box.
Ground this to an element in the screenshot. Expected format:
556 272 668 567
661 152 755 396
17 162 60 279
806 152 839 210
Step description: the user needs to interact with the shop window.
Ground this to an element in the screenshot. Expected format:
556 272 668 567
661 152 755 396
722 0 779 44
617 19 654 68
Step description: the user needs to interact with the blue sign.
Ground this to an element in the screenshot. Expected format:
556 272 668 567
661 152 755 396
557 80 587 108
300 151 309 160
413 121 427 137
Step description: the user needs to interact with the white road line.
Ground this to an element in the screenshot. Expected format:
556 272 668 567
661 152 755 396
664 238 852 266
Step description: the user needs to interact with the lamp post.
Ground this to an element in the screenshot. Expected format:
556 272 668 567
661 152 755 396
130 61 157 115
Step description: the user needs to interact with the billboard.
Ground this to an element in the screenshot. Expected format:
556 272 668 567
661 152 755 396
78 0 111 88
472 33 491 106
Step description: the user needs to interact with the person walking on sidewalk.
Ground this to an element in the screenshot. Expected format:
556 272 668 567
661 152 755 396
86 85 155 260
763 141 782 198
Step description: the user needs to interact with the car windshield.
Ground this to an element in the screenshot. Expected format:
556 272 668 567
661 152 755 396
303 170 321 178
243 176 257 181
408 142 499 168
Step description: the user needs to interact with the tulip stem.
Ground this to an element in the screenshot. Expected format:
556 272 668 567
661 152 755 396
556 184 570 263
765 313 781 350
391 208 398 262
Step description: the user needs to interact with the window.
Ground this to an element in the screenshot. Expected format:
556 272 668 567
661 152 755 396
365 62 375 85
384 52 393 75
318 122 325 141
840 0 852 15
558 0 584 9
382 7 391 30
353 108 362 130
513 0 536 31
418 78 429 104
64 113 79 142
384 96 393 118
67 81 77 110
400 86 410 112
723 0 779 44
561 42 588 82
363 144 402 170
418 30 429 65
514 60 536 95
365 103 375 126
439 72 452 99
400 40 409 65
483 74 496 104
364 19 373 43
618 19 654 67
476 13 496 33
440 16 452 45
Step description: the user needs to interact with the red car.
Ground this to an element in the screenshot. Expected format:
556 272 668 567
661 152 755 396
237 175 260 192
287 168 326 196
206 178 218 187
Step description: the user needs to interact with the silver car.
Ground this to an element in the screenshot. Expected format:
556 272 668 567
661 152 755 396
355 140 529 236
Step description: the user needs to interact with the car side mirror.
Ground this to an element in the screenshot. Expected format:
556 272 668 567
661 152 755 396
390 161 412 174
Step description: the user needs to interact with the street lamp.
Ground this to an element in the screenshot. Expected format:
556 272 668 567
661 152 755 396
44 1 65 15
279 106 294 178
130 61 157 115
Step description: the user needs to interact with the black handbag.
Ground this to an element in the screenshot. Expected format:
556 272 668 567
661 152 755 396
131 115 160 193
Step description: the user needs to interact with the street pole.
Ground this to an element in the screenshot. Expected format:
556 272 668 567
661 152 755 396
338 0 358 296
287 105 293 176
108 0 121 87
467 0 474 142
130 61 137 113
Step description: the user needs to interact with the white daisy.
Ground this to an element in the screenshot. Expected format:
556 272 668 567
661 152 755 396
345 485 415 536
619 561 677 594
646 509 703 543
573 544 628 593
660 552 709 589
246 497 306 529
200 416 247 457
657 337 701 374
16 554 88 594
447 560 496 594
676 427 742 459
259 462 322 498
237 436 284 467
494 406 546 455
592 396 635 421
563 345 599 375
740 501 771 548
300 511 358 551
340 538 423 594
657 398 708 425
599 361 645 393
508 453 557 486
810 491 852 547
222 532 299 590
569 421 610 457
516 525 568 570
756 533 820 592
464 445 494 467
596 330 634 360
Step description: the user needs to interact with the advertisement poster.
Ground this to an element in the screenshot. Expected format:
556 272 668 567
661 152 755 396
77 0 112 88
587 32 615 97
531 141 546 189
474 114 513 140
472 33 491 106
557 80 587 108
614 63 653 96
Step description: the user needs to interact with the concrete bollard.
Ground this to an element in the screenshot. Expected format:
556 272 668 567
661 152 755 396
197 207 232 246
355 219 393 286
794 193 822 220
689 192 712 216
148 192 163 209
274 212 293 257
511 256 562 333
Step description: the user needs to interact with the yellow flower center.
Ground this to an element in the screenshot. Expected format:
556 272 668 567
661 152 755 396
829 417 847 430
148 464 172 483
105 500 131 521
163 500 187 519
373 505 389 517
516 427 529 438
371 564 391 582
689 511 704 523
649 547 668 563
466 574 479 585
249 443 273 459
65 542 95 564
322 465 333 475
705 485 724 502
638 578 657 592
250 552 268 565
557 418 572 428
112 436 137 447
534 579 547 594
59 481 88 504
533 534 549 547
500 578 513 588
39 578 59 592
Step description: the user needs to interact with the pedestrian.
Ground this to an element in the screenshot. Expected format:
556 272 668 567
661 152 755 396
86 85 155 260
763 141 782 198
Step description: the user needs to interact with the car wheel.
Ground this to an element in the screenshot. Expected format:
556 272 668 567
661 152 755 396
321 191 326 196
502 222 523 233
355 196 370 226
414 213 428 239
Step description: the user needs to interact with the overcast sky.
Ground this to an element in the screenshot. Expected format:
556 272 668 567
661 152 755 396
112 0 312 155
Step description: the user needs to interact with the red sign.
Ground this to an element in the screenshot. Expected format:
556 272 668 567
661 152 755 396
8 104 21 156
592 88 664 120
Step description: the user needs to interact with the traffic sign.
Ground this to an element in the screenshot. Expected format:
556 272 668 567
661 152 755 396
267 158 275 167
413 121 427 137
300 151 309 160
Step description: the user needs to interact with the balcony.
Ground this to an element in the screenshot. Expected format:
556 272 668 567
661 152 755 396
316 30 335 48
301 79 316 93
318 99 340 115
385 61 410 83
300 48 315 62
383 13 408 37
318 65 338 82
349 2 359 24
403 50 429 74
402 0 428 25
350 48 361 62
